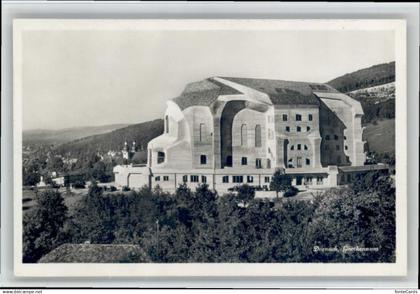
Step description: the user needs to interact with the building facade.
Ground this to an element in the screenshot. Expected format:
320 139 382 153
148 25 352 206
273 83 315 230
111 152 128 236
114 77 384 194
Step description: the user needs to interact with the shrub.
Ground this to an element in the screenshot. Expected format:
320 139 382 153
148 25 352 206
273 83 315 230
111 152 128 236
283 186 299 197
72 180 86 189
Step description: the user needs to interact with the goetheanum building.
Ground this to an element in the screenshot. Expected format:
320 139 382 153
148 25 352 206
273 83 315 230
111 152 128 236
114 77 387 194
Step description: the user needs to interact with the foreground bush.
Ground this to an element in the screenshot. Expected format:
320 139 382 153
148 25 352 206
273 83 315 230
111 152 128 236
24 172 396 263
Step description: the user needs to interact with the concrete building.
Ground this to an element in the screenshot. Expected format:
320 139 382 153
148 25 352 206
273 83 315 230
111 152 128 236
114 77 386 194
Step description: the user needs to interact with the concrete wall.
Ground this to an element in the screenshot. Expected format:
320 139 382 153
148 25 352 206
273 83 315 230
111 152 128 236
183 106 214 169
231 108 269 169
274 105 321 169
319 99 350 166
318 96 366 166
148 102 193 170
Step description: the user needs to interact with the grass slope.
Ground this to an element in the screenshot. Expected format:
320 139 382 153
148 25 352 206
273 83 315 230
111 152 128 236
363 119 395 154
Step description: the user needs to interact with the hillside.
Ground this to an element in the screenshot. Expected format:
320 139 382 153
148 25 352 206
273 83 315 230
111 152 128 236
23 123 129 145
326 62 396 125
327 61 395 93
54 119 163 159
363 119 395 155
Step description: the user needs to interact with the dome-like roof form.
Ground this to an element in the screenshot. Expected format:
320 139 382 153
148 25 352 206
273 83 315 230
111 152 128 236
172 76 341 110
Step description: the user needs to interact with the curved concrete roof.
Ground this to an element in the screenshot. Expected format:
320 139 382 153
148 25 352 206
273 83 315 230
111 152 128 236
172 76 345 110
172 78 241 110
222 77 337 106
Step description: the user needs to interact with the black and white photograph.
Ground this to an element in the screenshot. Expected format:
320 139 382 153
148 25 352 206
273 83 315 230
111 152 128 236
12 19 407 277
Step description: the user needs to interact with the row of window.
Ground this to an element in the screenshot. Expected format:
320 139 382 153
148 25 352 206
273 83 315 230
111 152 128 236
324 145 348 151
155 175 273 184
300 176 324 185
285 126 311 133
325 134 347 141
223 175 272 184
290 144 309 151
155 174 326 185
282 114 313 122
287 157 311 168
157 146 346 166
157 175 208 183
200 154 271 169
155 175 170 182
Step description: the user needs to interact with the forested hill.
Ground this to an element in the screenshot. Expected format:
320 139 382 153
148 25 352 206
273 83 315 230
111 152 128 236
327 61 395 93
55 119 163 158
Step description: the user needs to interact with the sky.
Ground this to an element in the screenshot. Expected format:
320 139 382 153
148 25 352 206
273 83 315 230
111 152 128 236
22 28 395 130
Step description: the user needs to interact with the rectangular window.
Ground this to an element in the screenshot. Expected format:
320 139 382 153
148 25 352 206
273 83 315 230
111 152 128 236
326 135 330 140
190 175 199 182
305 176 313 184
308 114 313 121
297 126 301 132
264 176 271 183
182 175 188 182
233 176 243 183
247 176 254 183
344 136 347 140
306 158 310 165
334 135 339 140
222 176 229 183
157 151 165 164
155 176 160 182
282 114 288 121
345 145 348 150
163 176 169 181
307 126 311 132
201 176 207 183
336 145 340 151
297 144 301 150
256 158 262 169
317 176 323 185
296 114 302 121
241 157 248 165
285 126 290 132
267 159 271 169
200 154 207 165
297 157 302 168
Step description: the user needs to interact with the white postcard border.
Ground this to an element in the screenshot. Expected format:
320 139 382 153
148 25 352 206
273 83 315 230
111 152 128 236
13 19 407 277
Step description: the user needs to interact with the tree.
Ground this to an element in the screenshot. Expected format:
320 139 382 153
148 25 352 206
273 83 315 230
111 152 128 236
270 168 293 198
91 161 112 183
23 189 68 262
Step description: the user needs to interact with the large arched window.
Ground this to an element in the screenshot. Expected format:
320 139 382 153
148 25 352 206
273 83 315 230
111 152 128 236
165 115 169 134
255 124 262 147
199 123 205 142
241 124 247 146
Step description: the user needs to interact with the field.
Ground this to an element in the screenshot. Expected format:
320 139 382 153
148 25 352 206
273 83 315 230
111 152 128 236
363 118 395 154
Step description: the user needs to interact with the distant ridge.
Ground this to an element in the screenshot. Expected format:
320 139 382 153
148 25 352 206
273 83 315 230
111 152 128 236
327 61 395 93
23 123 130 145
54 119 164 159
